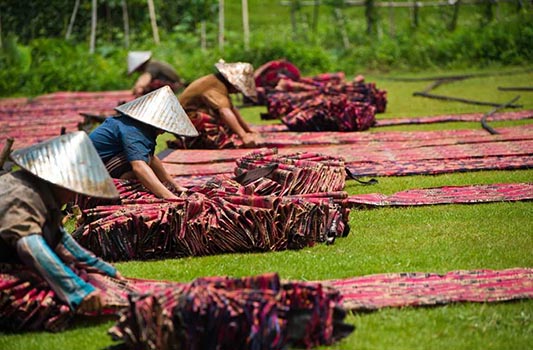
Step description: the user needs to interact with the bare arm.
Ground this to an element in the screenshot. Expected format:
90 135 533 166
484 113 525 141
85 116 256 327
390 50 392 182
130 160 178 199
133 72 152 96
219 107 248 138
231 106 253 133
150 156 188 192
219 107 257 147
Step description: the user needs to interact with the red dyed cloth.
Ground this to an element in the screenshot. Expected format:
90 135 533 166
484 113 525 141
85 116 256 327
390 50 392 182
347 183 533 207
109 273 353 350
167 111 239 149
0 90 133 150
327 268 533 311
74 149 349 261
2 264 531 336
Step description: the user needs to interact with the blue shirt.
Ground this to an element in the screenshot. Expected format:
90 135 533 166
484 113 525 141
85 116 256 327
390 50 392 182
89 115 157 163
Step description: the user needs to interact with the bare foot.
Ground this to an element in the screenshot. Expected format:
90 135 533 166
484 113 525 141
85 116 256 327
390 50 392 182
77 290 103 314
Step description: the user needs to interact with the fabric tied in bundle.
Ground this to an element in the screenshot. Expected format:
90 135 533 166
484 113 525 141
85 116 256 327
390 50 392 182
74 149 350 261
108 273 354 350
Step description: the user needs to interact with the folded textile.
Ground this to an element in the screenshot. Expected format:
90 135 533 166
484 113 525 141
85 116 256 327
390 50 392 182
2 265 530 335
0 90 133 150
326 268 533 312
74 149 349 261
348 183 533 207
109 273 354 350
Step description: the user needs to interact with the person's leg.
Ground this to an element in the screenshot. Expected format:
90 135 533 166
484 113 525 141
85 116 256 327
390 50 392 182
54 228 118 278
16 234 98 310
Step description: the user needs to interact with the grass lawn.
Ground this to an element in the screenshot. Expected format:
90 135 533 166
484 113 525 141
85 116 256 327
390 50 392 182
1 67 532 350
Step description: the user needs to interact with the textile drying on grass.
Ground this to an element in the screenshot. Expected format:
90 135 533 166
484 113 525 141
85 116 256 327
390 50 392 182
250 109 533 132
327 268 533 312
252 59 387 133
73 149 349 261
161 125 533 181
1 263 531 342
347 183 533 207
0 90 133 150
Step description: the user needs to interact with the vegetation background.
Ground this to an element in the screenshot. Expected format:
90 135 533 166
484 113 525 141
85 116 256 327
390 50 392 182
0 1 532 349
0 0 531 96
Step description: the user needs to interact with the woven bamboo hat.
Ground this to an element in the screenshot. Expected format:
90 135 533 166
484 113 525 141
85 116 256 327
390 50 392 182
127 51 152 75
115 85 199 137
10 131 119 199
215 60 257 101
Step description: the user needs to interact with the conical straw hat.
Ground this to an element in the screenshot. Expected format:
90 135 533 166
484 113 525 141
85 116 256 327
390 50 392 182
115 85 199 137
128 51 152 75
10 132 119 199
215 60 257 101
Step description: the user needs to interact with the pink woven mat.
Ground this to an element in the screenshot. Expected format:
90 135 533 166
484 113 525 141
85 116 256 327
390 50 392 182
161 126 533 178
347 183 533 207
1 265 531 332
0 90 133 150
325 268 533 311
250 110 533 132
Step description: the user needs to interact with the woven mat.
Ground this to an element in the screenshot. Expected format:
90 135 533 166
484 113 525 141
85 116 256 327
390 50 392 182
0 90 133 150
324 268 533 312
161 126 533 178
348 183 533 207
250 110 533 133
1 265 531 332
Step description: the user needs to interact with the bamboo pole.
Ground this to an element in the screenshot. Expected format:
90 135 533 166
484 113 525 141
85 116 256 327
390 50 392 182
290 3 298 40
242 0 250 50
334 8 350 49
121 0 130 48
389 4 395 36
0 12 3 49
219 0 225 51
312 0 320 33
66 0 80 40
201 21 207 51
90 0 97 54
147 0 160 45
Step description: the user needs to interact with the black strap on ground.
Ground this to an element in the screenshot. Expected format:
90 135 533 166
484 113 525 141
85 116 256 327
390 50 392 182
384 68 533 82
345 167 378 185
498 86 533 92
481 96 521 135
412 91 523 108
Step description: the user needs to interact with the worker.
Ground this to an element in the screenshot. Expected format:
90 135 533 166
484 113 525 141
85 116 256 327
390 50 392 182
89 86 199 199
128 51 185 97
175 60 259 149
0 132 121 313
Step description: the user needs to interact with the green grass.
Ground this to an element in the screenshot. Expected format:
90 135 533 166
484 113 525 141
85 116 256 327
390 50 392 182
1 67 532 349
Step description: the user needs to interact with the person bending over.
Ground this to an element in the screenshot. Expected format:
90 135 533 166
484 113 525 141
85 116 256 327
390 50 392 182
90 86 199 200
0 132 121 314
128 51 185 97
176 60 259 149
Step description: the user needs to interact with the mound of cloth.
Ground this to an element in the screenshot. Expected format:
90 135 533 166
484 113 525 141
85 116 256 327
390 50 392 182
0 265 353 349
73 149 350 261
252 59 387 132
1 263 531 349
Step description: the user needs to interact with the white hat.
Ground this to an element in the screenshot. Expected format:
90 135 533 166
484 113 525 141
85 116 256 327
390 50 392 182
215 60 257 101
127 51 152 75
10 132 119 199
115 86 199 137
